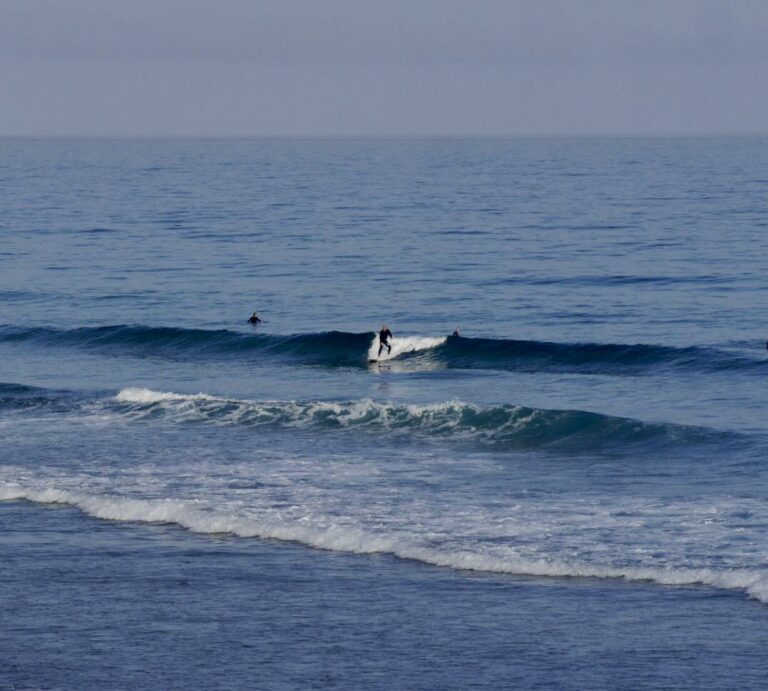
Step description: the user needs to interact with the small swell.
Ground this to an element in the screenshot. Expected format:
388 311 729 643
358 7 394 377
0 381 70 412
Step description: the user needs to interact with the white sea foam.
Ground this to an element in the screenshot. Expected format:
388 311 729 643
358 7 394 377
113 388 491 436
115 388 460 417
111 390 534 449
2 483 767 604
115 387 221 404
114 388 474 427
107 388 701 451
367 334 446 362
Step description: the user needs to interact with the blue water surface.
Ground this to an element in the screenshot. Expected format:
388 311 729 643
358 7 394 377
1 137 768 689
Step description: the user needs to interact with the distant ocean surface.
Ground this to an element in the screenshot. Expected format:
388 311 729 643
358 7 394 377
2 137 768 689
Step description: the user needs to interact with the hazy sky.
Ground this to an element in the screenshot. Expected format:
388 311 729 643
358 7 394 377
2 0 767 136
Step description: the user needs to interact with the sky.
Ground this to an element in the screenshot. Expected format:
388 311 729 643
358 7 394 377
2 0 767 136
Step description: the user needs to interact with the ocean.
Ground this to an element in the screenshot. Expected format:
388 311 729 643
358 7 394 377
1 137 767 689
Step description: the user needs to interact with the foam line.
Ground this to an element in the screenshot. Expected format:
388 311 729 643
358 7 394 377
115 387 219 404
2 485 766 604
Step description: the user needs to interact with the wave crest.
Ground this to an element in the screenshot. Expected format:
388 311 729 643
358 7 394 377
1 323 764 374
113 387 722 451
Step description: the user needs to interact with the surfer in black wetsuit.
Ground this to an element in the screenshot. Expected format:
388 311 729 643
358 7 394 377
452 327 461 337
378 325 392 357
248 312 261 325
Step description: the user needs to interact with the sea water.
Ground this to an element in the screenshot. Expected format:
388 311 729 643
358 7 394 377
1 137 768 689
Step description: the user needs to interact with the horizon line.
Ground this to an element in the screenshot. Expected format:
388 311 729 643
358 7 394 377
2 132 767 141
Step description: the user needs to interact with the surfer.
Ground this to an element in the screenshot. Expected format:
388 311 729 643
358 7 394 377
378 325 392 357
452 327 461 337
248 312 261 325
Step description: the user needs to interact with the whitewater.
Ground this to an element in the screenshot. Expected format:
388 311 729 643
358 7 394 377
3 484 767 604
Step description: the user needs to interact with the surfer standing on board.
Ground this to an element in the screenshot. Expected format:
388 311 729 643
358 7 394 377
378 325 392 357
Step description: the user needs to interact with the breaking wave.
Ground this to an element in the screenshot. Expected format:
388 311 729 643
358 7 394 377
111 387 726 452
1 323 765 374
